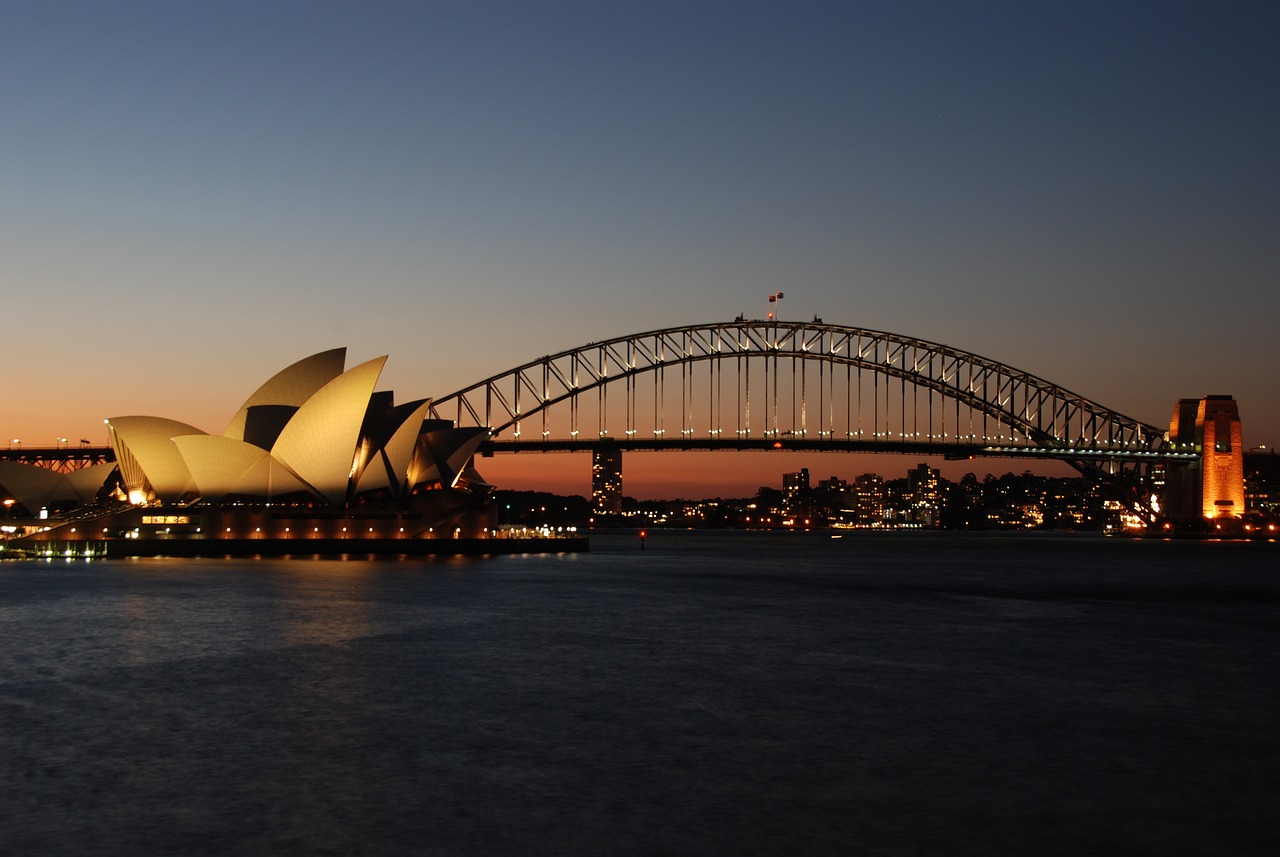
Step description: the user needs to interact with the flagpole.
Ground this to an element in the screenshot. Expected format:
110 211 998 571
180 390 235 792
766 291 784 321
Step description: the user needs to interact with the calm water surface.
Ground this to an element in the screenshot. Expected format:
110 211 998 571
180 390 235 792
1 531 1277 855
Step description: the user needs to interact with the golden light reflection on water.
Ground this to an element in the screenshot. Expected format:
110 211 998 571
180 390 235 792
98 556 473 668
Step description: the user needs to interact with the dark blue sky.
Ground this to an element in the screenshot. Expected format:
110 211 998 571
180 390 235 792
3 1 1276 495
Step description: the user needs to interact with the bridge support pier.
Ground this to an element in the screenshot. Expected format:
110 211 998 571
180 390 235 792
1162 396 1244 524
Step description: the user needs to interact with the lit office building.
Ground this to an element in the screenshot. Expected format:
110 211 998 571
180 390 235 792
908 463 941 526
592 447 623 515
854 473 885 526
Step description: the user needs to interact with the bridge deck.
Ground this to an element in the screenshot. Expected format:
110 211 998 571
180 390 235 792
481 438 1197 462
0 442 1198 466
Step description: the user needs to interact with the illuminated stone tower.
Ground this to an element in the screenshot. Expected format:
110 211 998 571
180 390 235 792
1196 396 1244 519
1165 395 1244 522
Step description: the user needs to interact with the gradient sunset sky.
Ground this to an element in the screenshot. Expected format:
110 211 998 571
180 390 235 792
2 1 1276 498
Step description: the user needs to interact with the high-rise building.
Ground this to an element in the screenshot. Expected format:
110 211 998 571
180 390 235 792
782 467 810 512
854 473 885 526
1245 449 1280 514
591 447 623 515
908 463 941 526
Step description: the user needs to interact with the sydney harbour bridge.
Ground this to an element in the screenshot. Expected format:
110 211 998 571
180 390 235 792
5 319 1219 513
427 320 1196 490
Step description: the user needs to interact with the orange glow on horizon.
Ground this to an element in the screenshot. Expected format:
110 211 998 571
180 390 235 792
479 451 1077 500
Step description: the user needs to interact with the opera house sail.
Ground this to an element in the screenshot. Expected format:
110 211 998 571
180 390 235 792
1 349 507 553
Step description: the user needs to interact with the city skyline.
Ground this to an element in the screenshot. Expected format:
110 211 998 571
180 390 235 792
4 1 1277 498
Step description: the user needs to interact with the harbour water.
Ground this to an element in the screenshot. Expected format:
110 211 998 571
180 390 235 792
2 531 1277 855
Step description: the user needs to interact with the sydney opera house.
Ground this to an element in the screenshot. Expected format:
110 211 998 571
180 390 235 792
1 349 519 555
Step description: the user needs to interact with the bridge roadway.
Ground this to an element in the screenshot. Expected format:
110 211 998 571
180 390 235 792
3 441 1199 467
0 445 114 470
480 437 1198 462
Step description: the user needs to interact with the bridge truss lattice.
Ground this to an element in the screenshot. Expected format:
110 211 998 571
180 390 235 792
430 321 1176 473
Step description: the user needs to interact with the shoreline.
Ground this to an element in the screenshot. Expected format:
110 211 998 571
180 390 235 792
1 535 589 560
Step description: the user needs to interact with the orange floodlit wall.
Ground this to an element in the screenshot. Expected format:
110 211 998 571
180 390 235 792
1197 396 1244 519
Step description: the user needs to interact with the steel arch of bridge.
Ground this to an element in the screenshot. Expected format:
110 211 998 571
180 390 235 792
430 320 1174 467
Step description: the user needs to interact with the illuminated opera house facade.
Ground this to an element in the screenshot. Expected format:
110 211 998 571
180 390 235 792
3 349 506 553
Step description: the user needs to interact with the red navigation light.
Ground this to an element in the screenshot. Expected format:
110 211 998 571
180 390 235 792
773 441 782 449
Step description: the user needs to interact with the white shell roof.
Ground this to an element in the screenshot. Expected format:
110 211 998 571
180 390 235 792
106 416 206 501
172 435 311 501
270 355 388 505
0 462 72 511
95 349 476 509
64 462 117 502
411 427 490 490
356 399 432 496
223 348 346 441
